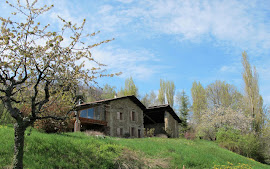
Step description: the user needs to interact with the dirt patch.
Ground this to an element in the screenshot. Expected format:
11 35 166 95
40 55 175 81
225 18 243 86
115 148 169 169
84 130 105 136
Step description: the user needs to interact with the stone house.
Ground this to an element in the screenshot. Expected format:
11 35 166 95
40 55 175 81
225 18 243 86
73 95 181 138
74 95 145 138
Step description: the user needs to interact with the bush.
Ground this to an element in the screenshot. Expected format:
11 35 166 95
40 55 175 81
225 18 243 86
184 132 196 140
216 127 264 162
216 127 242 153
34 118 73 133
123 132 130 138
144 128 155 137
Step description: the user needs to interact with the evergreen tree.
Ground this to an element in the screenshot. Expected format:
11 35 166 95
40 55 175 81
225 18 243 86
177 90 189 132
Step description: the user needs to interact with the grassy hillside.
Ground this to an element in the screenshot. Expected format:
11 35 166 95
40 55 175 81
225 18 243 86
0 125 269 169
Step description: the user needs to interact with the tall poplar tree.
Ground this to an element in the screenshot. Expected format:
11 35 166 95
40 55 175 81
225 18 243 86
165 80 175 107
158 79 166 104
119 77 138 97
242 52 264 133
191 81 207 123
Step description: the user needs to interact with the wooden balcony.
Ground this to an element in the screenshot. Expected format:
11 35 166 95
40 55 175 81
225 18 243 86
78 117 107 126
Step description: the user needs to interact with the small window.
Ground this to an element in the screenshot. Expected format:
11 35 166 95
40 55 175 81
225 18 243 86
131 111 136 121
131 127 135 137
117 128 123 136
117 112 123 120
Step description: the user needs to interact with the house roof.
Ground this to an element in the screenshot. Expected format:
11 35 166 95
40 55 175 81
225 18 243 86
145 104 182 123
75 95 146 111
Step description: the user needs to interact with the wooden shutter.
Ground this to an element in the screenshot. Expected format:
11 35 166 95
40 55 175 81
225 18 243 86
117 112 120 120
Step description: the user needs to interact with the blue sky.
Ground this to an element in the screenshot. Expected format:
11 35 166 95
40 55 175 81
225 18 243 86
2 0 270 106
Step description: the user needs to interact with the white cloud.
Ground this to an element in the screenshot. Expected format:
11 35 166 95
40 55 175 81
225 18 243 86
90 46 163 80
83 0 270 55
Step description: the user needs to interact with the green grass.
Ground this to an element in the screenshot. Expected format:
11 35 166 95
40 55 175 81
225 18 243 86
0 125 269 169
0 125 122 168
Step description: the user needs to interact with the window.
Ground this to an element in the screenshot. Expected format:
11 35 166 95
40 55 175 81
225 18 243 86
138 129 141 138
130 127 135 137
79 107 104 120
80 109 88 118
117 128 123 136
87 108 94 119
117 112 123 120
131 111 136 121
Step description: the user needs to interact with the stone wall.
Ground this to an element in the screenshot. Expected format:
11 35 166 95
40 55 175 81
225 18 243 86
107 98 144 138
164 111 179 138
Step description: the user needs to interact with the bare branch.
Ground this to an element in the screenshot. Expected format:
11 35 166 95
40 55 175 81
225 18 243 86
37 80 50 112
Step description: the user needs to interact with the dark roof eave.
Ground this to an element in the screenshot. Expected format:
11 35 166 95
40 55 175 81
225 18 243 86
145 105 182 123
75 95 146 111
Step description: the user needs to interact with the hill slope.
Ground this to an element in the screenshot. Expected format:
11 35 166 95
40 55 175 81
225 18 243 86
0 125 269 169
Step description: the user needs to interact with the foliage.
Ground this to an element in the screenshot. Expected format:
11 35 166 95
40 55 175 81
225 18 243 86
144 128 155 137
206 80 243 109
261 118 270 164
176 90 189 133
242 51 264 133
141 90 158 107
141 93 150 107
196 106 253 141
165 80 175 107
216 127 264 162
216 127 242 153
184 131 196 140
158 79 175 106
101 84 116 99
0 103 14 124
118 77 138 97
158 79 166 104
191 81 207 123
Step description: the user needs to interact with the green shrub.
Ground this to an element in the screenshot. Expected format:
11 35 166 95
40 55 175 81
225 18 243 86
216 127 265 162
216 127 241 153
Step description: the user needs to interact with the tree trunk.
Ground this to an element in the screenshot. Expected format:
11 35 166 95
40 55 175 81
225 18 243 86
13 122 26 169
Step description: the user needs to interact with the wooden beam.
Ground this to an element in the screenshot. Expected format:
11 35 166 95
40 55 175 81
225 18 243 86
143 114 157 124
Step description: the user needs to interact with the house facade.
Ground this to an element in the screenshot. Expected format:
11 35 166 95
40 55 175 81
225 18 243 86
73 95 181 138
74 95 145 138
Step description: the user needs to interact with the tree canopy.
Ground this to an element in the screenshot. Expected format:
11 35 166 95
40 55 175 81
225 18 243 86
0 1 118 168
